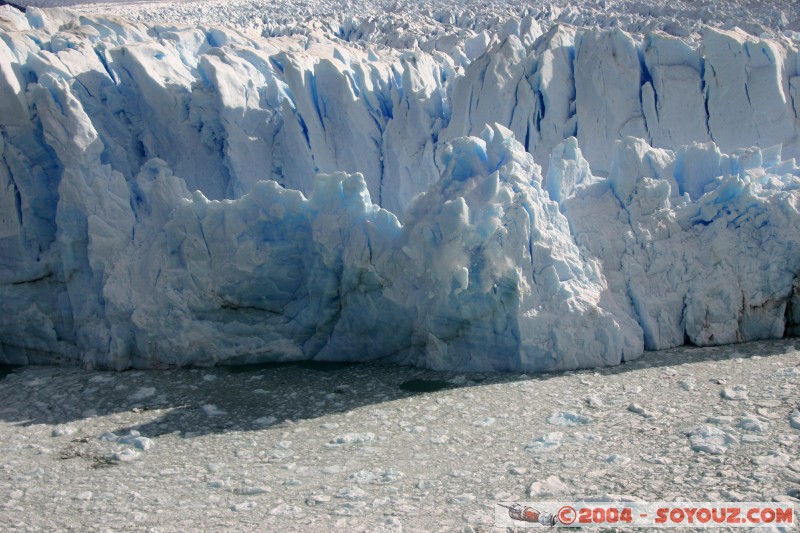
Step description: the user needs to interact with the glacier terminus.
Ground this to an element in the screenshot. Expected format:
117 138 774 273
2 6 800 372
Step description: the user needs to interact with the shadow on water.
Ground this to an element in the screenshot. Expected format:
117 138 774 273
0 364 22 380
0 338 798 441
224 360 360 374
398 378 456 393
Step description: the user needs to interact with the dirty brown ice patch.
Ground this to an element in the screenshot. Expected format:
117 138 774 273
1 340 799 532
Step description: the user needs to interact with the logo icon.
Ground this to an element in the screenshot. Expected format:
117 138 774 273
558 505 577 525
498 503 558 526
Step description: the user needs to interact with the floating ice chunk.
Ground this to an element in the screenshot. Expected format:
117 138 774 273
99 430 153 451
572 432 602 444
449 493 476 504
306 494 331 505
641 454 672 465
687 425 737 455
376 469 404 483
751 451 792 466
348 470 379 484
525 432 563 452
706 416 735 425
587 493 646 503
239 486 270 495
201 404 227 416
627 403 658 418
585 395 604 409
51 425 76 437
721 385 749 401
112 448 140 462
269 503 303 516
336 487 367 500
328 432 375 445
528 475 569 497
775 367 800 378
129 387 156 401
603 454 631 466
737 416 769 433
232 502 258 512
790 410 800 431
547 411 592 426
253 416 278 427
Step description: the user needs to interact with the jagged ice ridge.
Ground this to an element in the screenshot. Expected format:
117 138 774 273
2 7 800 371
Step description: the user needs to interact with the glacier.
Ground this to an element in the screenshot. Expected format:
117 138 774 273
2 6 800 371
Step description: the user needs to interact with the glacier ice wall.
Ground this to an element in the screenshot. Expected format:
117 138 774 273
2 7 800 371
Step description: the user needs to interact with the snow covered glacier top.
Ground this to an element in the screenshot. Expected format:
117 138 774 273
1 6 800 371
14 0 800 51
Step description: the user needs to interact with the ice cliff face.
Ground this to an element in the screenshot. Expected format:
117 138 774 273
2 7 800 370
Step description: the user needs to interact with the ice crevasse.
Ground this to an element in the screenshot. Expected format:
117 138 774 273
2 7 800 371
